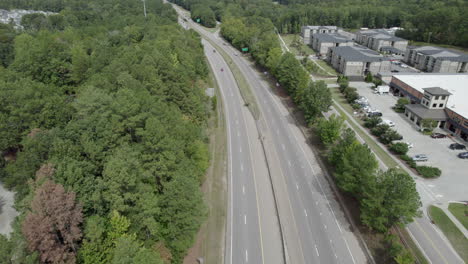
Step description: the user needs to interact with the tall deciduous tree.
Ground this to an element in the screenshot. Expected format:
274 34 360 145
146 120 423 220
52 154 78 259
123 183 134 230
316 114 344 145
22 180 83 264
333 141 379 199
361 169 421 232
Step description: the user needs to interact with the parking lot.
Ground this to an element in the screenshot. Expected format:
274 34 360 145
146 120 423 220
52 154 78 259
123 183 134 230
351 81 468 203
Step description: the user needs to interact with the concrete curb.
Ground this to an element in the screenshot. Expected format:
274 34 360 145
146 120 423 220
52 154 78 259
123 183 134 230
256 119 288 264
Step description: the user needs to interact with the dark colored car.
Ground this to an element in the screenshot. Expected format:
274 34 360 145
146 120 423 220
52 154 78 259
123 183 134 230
431 133 447 139
458 152 468 159
450 143 466 150
391 70 399 73
367 112 383 117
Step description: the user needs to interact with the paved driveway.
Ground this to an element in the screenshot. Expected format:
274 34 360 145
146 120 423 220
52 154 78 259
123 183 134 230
351 81 468 204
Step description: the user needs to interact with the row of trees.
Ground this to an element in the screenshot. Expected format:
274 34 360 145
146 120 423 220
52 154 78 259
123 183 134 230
221 17 332 124
0 0 211 263
171 0 468 48
319 122 421 263
218 3 422 262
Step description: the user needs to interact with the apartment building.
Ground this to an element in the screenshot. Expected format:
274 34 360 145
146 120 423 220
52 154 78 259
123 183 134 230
355 29 408 54
311 33 353 56
327 46 391 77
405 46 468 73
301 25 339 45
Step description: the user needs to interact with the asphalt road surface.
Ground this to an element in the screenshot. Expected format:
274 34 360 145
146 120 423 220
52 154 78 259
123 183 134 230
171 6 368 264
170 4 465 264
200 35 284 264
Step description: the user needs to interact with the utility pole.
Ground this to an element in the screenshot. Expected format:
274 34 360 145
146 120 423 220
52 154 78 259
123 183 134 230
427 31 432 44
142 0 147 18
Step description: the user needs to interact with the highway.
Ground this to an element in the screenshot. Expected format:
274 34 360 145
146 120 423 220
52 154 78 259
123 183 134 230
196 23 284 264
171 4 368 264
211 38 368 264
173 5 468 264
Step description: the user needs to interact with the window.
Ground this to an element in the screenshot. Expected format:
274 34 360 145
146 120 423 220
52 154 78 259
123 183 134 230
441 96 446 100
435 96 439 100
439 104 444 107
432 103 437 107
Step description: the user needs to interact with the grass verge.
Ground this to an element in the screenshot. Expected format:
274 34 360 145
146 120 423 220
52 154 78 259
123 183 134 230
448 203 468 230
280 34 315 56
189 65 227 264
395 227 430 264
428 205 468 262
314 59 338 76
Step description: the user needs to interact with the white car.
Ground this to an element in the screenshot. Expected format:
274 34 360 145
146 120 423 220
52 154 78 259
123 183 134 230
400 64 409 68
396 141 414 148
382 119 395 127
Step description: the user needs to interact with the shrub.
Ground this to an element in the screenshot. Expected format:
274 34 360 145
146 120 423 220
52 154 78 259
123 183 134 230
394 98 410 113
373 79 383 87
371 124 390 137
416 166 442 178
345 91 359 103
365 72 373 82
351 103 362 110
389 142 409 155
339 82 348 92
401 155 417 168
379 129 403 144
343 87 359 103
364 116 382 128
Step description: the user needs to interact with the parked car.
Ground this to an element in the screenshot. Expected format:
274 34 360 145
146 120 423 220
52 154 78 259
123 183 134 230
450 143 467 150
412 154 428 162
368 111 383 117
382 119 395 127
458 152 468 159
431 133 447 139
391 70 399 73
400 64 409 68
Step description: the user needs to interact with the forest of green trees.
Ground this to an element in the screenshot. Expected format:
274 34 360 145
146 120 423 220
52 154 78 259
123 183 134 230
171 0 468 48
0 0 211 263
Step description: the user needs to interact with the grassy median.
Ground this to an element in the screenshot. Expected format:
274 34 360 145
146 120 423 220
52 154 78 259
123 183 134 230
429 205 468 263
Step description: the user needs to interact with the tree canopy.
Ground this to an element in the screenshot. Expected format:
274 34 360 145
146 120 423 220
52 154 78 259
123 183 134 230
0 0 210 263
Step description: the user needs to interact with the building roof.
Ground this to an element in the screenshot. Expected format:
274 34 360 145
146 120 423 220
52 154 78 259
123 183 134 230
408 46 468 62
313 33 352 43
358 29 406 42
303 25 338 30
394 74 468 118
380 46 405 54
330 46 390 62
405 104 448 121
423 87 452 96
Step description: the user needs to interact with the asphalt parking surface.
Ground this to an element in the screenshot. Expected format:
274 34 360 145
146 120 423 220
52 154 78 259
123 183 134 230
351 81 468 203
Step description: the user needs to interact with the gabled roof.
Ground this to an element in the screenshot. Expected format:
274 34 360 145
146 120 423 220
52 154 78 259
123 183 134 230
408 46 468 62
312 33 352 43
358 29 406 42
330 46 390 62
